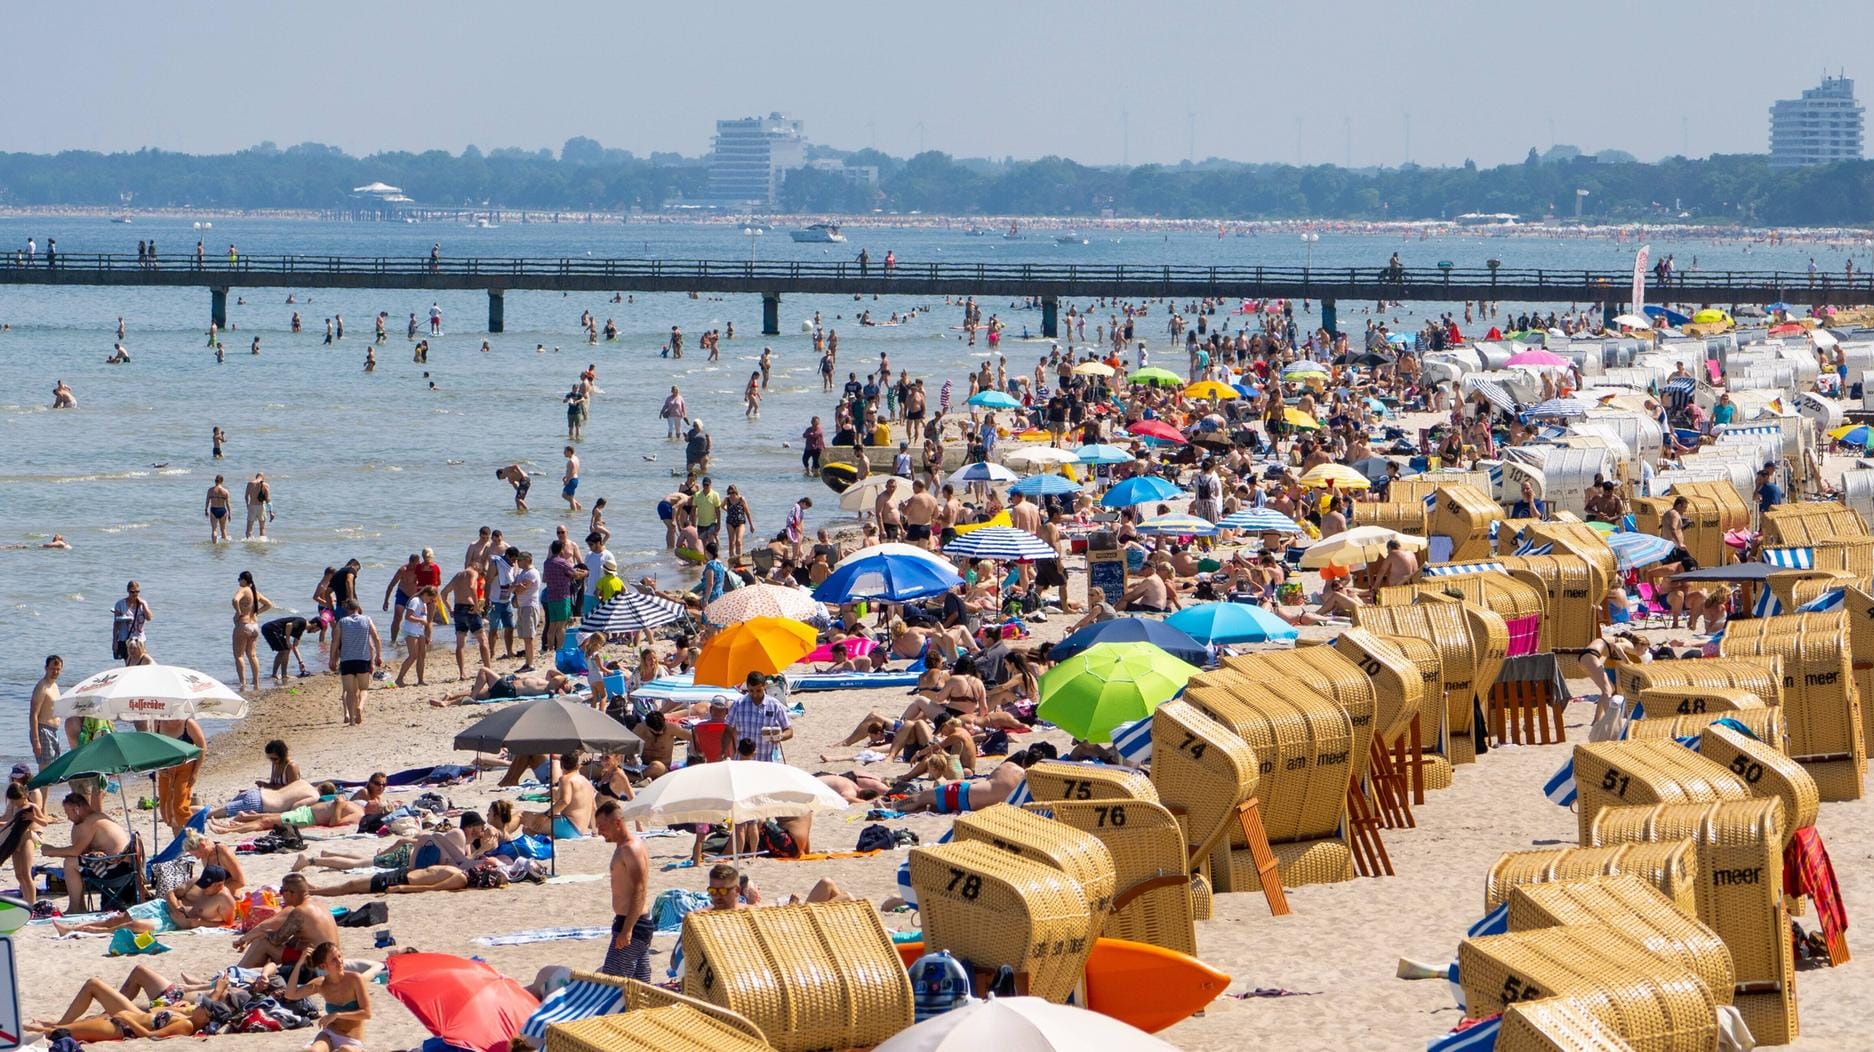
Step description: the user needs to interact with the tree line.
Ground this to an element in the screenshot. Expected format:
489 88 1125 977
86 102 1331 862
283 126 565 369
0 140 1868 226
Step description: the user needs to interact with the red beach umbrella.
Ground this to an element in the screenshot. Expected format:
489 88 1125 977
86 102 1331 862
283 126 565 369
387 953 539 1052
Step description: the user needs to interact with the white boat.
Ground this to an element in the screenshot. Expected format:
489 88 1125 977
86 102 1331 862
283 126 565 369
111 215 132 225
790 223 846 243
1056 232 1088 245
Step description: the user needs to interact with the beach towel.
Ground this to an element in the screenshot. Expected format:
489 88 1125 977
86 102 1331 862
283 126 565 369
1785 827 1848 960
793 672 922 692
1427 1014 1499 1052
652 889 711 933
519 974 624 1043
1111 716 1154 765
108 928 171 956
474 926 610 948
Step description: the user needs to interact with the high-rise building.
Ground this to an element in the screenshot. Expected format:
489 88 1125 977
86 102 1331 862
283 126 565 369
1769 75 1864 169
707 113 807 206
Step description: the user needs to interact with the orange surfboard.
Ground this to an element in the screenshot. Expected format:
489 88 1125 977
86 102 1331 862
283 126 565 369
894 936 1231 1034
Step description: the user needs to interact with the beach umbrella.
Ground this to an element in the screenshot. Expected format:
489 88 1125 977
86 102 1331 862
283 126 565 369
618 760 847 827
1604 532 1676 572
1072 360 1115 377
1051 618 1209 666
1073 443 1134 465
1231 383 1260 398
1812 329 1840 350
1526 397 1591 419
943 526 1058 561
837 541 954 571
1003 445 1079 468
1281 361 1329 379
948 461 1020 485
693 617 819 688
875 996 1177 1052
1136 514 1220 537
1643 305 1691 326
1299 526 1427 569
1691 308 1732 326
1099 475 1184 507
452 696 636 754
704 583 824 626
1167 602 1299 645
1129 367 1183 387
1038 642 1202 744
1218 507 1305 533
54 663 249 722
1504 348 1570 369
1182 379 1238 400
1010 473 1085 498
580 591 685 634
1346 456 1396 483
387 953 539 1052
1298 463 1373 489
1281 408 1322 430
29 730 204 842
950 511 1011 535
967 390 1021 410
837 473 904 513
814 549 964 603
1612 313 1652 328
1126 419 1187 444
1829 423 1874 448
1765 301 1794 312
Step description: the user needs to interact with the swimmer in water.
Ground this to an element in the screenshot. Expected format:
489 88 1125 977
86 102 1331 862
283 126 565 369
51 380 76 409
105 344 131 364
205 474 232 543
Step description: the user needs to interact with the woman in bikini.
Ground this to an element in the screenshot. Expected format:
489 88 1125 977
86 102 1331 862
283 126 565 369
284 942 372 1052
723 486 754 561
1 780 50 907
231 570 273 691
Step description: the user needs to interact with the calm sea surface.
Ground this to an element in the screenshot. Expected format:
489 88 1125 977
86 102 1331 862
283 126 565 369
2 216 1864 766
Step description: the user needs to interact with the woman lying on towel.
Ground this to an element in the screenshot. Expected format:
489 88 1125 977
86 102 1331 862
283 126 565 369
209 783 362 835
27 1002 212 1043
901 749 1040 813
304 853 546 897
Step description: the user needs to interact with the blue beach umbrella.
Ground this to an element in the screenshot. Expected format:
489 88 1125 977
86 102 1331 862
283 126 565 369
1050 618 1210 667
1604 531 1676 572
1074 444 1134 465
1167 602 1299 645
812 552 963 603
1100 475 1184 508
967 390 1021 409
1010 473 1085 497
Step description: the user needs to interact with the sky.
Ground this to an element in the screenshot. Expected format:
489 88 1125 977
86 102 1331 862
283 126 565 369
11 1 1873 168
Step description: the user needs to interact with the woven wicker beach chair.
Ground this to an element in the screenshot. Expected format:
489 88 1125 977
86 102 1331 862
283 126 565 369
1696 724 1819 840
1570 740 1752 843
678 900 914 1051
1029 798 1197 955
1506 876 1734 1005
1484 842 1699 916
907 839 1096 1003
1147 699 1287 913
1626 707 1785 752
1378 633 1450 794
1719 612 1866 802
545 976 768 1052
953 803 1117 925
1023 759 1158 805
1496 995 1638 1052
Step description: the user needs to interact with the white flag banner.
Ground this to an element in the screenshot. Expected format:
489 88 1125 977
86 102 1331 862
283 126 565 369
1631 244 1650 319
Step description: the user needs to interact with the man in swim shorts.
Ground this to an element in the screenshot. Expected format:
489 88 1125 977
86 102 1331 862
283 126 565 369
497 464 531 511
53 865 235 937
429 666 574 706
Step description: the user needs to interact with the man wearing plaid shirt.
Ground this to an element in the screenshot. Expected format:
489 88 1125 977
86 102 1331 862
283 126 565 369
726 672 792 762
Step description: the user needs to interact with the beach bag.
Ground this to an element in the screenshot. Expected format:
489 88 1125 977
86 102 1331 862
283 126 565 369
234 888 280 932
108 928 170 956
336 901 389 928
500 833 555 861
148 856 197 896
758 819 801 859
909 950 972 1022
855 824 896 853
555 643 588 676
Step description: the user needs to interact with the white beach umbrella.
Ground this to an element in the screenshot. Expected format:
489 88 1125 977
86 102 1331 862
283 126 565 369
835 542 955 570
617 760 847 826
705 583 825 625
1612 313 1653 329
1002 446 1079 468
1299 526 1428 569
875 997 1177 1052
838 474 909 513
56 663 250 721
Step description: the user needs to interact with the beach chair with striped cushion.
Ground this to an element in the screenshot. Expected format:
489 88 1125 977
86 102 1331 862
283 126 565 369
535 974 767 1051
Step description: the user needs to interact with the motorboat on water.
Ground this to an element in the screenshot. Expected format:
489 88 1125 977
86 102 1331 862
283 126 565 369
790 223 846 243
1056 232 1089 245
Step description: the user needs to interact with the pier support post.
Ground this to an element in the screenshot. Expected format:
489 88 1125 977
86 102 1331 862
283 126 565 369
1320 297 1337 337
488 289 506 333
761 292 781 336
1041 296 1059 339
1602 302 1616 330
210 287 228 329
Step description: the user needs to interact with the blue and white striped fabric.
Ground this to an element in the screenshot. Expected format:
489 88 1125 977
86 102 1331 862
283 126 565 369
1488 520 1501 542
1006 777 1032 808
1514 541 1554 556
631 673 794 706
1428 1015 1500 1052
1754 589 1784 619
1799 589 1846 613
1218 508 1305 533
1527 397 1591 419
1664 375 1697 410
942 526 1057 561
1111 717 1154 765
1762 547 1815 569
896 827 963 910
1605 531 1674 571
1467 902 1510 939
1543 757 1578 807
521 976 626 1042
1424 562 1504 579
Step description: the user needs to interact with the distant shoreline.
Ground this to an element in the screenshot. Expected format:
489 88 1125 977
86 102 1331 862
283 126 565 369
3 205 1871 242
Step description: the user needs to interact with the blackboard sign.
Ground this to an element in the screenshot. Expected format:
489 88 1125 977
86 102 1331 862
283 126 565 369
1087 553 1127 604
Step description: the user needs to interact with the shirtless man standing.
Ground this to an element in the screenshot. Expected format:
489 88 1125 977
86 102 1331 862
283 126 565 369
30 655 62 769
243 473 270 540
520 753 597 839
1007 492 1041 590
594 800 652 980
233 873 339 969
562 447 583 513
934 484 963 539
204 475 232 542
900 481 938 550
382 554 424 643
875 478 903 540
442 562 490 679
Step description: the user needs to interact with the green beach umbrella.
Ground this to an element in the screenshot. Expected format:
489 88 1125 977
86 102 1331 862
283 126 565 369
1129 367 1183 388
29 731 201 789
1037 641 1202 744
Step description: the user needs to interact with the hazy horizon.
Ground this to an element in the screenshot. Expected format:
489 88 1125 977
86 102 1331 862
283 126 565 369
10 1 1872 168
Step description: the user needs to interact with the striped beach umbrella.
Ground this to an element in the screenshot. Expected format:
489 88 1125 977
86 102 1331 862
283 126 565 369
579 591 685 634
1136 514 1220 537
1526 397 1591 419
1604 531 1675 572
1218 508 1305 533
943 526 1058 561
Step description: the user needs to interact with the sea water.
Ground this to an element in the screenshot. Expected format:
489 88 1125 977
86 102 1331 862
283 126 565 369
0 216 1855 766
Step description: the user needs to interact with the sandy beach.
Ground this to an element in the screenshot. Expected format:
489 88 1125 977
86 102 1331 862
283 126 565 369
15 558 1871 1051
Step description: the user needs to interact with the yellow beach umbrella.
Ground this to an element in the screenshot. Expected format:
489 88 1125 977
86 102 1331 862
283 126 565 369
1299 526 1427 569
1072 360 1116 377
1183 380 1238 400
1690 308 1732 327
1298 463 1372 489
952 510 1012 535
1282 408 1322 430
693 617 817 688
